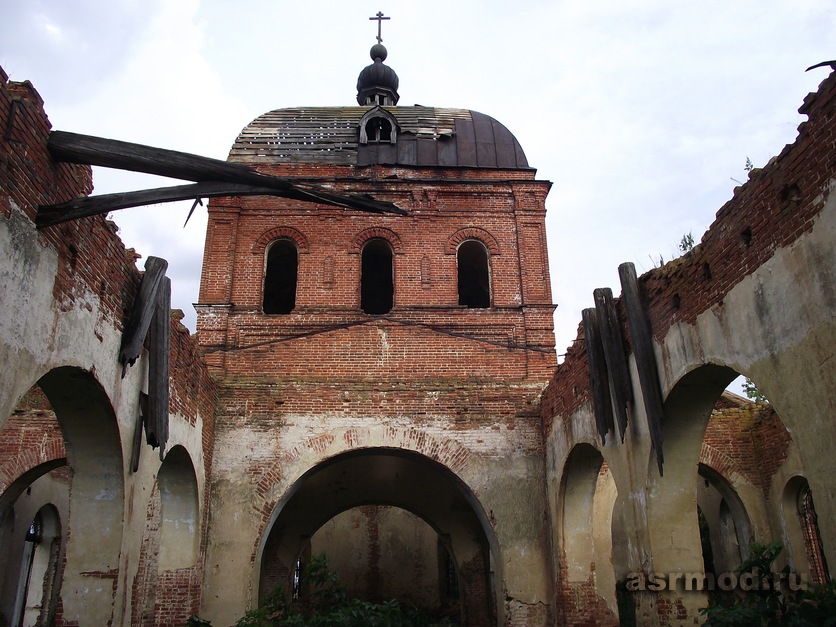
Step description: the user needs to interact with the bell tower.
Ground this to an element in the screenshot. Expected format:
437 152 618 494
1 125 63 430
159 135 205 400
196 17 557 626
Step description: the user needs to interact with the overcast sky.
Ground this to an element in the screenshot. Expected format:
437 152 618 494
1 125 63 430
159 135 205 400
2 0 834 364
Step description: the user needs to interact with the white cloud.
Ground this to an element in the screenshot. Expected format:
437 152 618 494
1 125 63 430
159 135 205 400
2 0 834 349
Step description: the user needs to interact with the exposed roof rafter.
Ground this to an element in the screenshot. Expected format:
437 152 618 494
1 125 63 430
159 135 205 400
37 131 405 228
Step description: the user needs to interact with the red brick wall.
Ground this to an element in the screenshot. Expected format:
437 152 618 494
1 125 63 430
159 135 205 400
701 400 791 497
197 162 556 383
0 390 66 495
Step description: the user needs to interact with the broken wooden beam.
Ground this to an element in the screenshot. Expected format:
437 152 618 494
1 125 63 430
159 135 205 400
594 287 632 442
618 262 665 476
583 307 614 444
42 131 405 226
38 182 298 228
119 256 168 377
147 276 170 458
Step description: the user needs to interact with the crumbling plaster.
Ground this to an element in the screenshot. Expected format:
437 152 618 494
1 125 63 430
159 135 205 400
202 420 552 625
0 199 208 625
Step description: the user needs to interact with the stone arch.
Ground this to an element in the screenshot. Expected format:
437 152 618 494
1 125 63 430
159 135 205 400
446 227 500 256
1 367 125 626
255 447 498 626
252 225 309 255
556 443 619 623
0 448 66 502
644 364 747 617
11 503 63 627
158 445 200 570
351 227 403 254
697 463 754 573
782 476 830 583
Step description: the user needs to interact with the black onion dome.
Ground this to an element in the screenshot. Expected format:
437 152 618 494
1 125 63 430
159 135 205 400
356 44 399 105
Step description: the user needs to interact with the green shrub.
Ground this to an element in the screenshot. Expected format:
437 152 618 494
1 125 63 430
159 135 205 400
700 541 836 626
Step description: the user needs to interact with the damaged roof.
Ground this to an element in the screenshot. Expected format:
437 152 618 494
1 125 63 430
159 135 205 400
229 106 530 170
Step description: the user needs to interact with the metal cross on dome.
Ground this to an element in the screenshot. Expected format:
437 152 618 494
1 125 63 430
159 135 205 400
369 11 390 44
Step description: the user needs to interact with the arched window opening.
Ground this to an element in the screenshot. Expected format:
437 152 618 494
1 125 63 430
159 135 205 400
264 239 298 314
457 240 490 308
439 542 459 601
361 239 393 314
12 505 62 627
798 485 830 584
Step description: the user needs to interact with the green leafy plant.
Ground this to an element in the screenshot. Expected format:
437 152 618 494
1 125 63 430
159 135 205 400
742 378 768 402
679 231 695 253
225 553 456 626
700 541 836 626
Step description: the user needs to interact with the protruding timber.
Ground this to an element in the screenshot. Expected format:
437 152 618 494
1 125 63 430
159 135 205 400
583 307 614 444
593 287 632 442
618 262 665 475
37 131 405 227
148 276 170 457
119 256 168 377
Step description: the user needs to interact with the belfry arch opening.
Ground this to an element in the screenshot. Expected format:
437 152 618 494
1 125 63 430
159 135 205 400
361 239 394 314
263 238 298 314
257 448 499 626
457 240 490 308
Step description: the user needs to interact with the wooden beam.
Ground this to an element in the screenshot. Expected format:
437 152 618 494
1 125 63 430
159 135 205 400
147 276 170 458
37 182 304 228
594 287 632 442
49 130 299 187
119 256 168 377
618 262 665 475
44 131 405 220
583 307 614 444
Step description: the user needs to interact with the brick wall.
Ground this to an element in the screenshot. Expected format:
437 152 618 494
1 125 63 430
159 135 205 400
0 387 65 492
197 164 556 383
702 399 791 497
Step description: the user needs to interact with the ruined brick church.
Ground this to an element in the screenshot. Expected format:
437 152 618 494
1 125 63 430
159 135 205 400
0 30 834 626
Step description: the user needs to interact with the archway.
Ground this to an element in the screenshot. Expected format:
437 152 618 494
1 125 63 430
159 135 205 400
0 368 124 625
697 463 753 575
305 504 460 618
10 504 63 627
782 476 830 584
556 443 619 624
646 364 794 621
257 448 498 626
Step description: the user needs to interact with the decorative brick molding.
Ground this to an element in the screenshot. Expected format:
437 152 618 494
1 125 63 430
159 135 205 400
251 225 310 255
350 226 403 253
446 227 500 255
